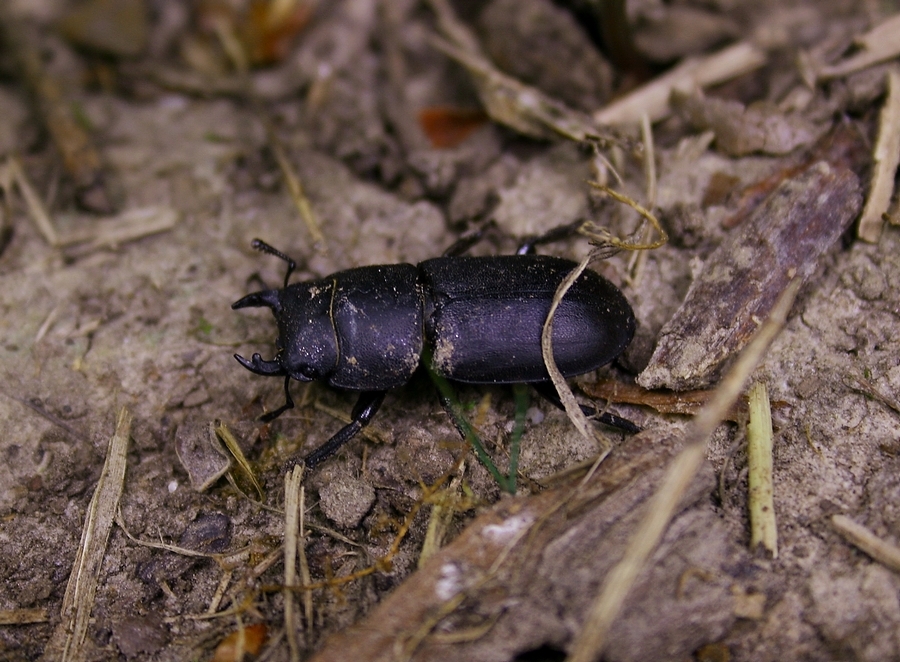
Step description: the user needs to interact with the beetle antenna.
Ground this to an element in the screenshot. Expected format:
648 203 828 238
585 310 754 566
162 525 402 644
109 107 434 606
250 238 297 287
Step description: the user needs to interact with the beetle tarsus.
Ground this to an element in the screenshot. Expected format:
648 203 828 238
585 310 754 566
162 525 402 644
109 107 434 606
531 381 640 434
593 410 641 434
302 391 386 467
259 375 295 422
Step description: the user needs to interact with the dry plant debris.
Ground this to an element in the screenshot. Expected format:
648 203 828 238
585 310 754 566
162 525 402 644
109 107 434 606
1 1 900 661
858 67 900 242
831 515 900 575
747 381 777 558
638 160 862 390
0 3 112 212
42 408 131 662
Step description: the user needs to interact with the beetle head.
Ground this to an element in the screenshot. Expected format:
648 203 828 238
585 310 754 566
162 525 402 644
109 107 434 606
232 282 338 384
233 288 287 376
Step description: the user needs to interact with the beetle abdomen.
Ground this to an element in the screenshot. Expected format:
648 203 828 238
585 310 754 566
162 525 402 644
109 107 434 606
420 256 634 383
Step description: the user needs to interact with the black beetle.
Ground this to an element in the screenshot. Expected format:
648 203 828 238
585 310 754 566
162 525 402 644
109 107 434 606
233 229 636 468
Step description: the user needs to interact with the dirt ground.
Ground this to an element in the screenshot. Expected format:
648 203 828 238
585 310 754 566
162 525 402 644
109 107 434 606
1 0 900 660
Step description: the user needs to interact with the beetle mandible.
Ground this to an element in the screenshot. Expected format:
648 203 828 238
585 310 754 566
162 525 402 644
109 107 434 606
232 225 636 468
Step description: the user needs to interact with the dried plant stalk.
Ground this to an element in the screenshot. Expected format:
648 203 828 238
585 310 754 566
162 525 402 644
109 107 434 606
747 382 777 557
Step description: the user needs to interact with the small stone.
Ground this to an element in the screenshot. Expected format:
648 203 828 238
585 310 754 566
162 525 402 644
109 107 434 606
319 476 376 529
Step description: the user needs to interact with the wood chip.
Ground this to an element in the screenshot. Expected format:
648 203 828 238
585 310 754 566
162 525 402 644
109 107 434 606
638 161 862 390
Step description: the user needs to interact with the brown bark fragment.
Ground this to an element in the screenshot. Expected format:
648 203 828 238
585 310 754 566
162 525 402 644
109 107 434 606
638 161 862 390
723 122 870 229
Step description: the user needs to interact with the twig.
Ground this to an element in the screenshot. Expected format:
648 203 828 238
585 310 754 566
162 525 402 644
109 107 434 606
846 373 900 417
0 7 111 211
427 0 624 146
0 386 88 444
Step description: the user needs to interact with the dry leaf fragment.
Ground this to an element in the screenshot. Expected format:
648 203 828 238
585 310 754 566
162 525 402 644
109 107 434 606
418 107 489 149
213 623 268 662
582 378 748 421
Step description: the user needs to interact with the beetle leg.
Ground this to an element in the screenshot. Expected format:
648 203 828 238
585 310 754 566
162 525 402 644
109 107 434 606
441 219 497 257
516 219 586 255
530 381 640 434
260 375 296 422
302 391 386 468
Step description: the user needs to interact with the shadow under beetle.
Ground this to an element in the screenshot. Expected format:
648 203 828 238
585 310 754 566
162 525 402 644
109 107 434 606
233 225 637 468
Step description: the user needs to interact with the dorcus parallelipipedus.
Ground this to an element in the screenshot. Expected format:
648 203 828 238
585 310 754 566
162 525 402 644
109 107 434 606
232 234 636 468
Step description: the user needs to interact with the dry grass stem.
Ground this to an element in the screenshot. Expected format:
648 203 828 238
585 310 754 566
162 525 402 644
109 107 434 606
747 381 777 557
5 155 59 246
0 609 48 625
858 67 900 242
625 113 657 284
594 42 766 126
267 122 327 252
284 465 304 661
42 408 132 662
831 515 900 574
817 13 900 80
215 421 265 500
58 206 178 251
541 254 610 456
